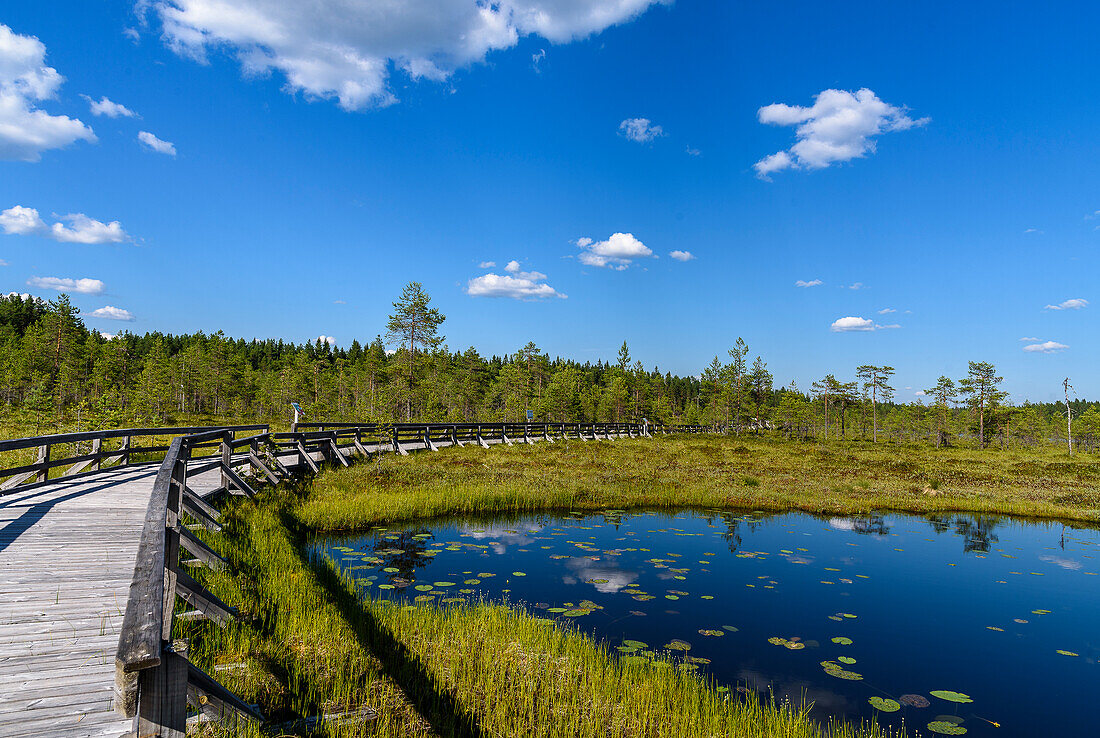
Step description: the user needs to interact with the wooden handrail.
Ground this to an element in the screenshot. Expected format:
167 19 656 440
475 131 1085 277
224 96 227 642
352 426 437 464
0 425 269 494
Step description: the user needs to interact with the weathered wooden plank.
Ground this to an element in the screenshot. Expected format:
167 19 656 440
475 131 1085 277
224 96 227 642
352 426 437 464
115 441 180 678
135 647 187 737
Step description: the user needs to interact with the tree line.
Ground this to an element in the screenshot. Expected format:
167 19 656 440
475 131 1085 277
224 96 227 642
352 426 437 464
2 285 1096 451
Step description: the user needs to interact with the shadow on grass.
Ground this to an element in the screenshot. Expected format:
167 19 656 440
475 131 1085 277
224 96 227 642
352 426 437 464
279 508 488 738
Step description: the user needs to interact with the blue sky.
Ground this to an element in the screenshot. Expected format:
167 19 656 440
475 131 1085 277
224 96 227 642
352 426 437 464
1 1 1096 402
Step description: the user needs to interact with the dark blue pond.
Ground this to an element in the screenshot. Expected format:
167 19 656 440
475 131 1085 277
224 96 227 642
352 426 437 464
314 510 1100 736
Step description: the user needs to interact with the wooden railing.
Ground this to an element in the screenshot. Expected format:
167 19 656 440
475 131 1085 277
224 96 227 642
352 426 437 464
114 430 266 735
0 425 268 493
1 419 712 735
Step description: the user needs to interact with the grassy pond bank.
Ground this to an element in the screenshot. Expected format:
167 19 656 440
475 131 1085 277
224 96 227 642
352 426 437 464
183 435 1100 737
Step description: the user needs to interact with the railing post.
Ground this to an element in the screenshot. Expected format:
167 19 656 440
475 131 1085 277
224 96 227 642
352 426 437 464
35 443 49 483
91 437 102 471
220 431 231 490
121 435 131 466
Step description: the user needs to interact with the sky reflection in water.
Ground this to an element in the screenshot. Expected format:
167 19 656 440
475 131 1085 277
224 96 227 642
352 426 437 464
315 510 1100 737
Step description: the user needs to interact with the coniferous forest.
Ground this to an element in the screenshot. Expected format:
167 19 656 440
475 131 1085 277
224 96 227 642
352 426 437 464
2 287 1097 450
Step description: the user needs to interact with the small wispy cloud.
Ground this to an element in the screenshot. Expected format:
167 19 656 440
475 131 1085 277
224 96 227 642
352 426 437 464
846 282 865 290
82 95 138 118
27 276 105 294
1024 228 1042 234
619 118 664 144
333 299 346 304
830 316 899 332
1023 340 1068 354
795 279 823 287
138 131 176 156
877 307 895 314
478 261 496 269
1019 336 1040 342
90 305 134 321
685 146 701 157
1044 298 1088 311
669 250 695 262
531 49 546 72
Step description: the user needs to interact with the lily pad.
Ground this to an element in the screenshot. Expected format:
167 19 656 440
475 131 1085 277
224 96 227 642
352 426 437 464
722 625 739 632
868 697 900 713
562 609 589 617
899 694 930 708
838 656 856 664
512 571 526 577
820 660 863 680
664 639 692 651
831 637 853 645
1056 649 1079 657
927 721 967 735
930 690 973 704
698 629 725 637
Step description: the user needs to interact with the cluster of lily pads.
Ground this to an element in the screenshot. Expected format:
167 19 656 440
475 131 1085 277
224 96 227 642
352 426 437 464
864 691 975 734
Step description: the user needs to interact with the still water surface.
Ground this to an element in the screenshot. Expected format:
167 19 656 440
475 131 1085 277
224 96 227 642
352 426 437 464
315 510 1099 736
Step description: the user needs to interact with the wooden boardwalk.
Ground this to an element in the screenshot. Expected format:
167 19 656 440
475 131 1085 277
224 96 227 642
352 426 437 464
0 463 225 737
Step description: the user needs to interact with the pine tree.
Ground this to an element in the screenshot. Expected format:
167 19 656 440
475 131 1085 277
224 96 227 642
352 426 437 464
856 365 895 443
958 361 1007 447
385 282 445 420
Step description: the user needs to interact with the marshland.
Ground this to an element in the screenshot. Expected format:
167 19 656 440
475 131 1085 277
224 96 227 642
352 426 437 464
180 434 1100 737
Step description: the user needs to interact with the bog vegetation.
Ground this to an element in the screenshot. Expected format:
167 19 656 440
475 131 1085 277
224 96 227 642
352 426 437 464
186 434 1099 737
2 286 1096 453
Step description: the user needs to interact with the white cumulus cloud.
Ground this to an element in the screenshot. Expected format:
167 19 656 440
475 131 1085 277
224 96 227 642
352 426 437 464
669 250 695 261
830 316 875 332
618 117 663 143
0 24 97 161
795 278 822 287
576 232 654 270
90 305 135 321
467 260 565 299
754 88 927 179
82 95 137 118
829 316 900 333
27 276 105 294
147 0 667 110
318 335 336 345
138 130 176 155
0 205 128 243
1044 298 1088 311
1023 340 1068 354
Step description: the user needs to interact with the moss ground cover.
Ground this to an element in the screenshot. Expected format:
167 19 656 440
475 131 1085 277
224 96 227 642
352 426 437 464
187 434 1098 736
